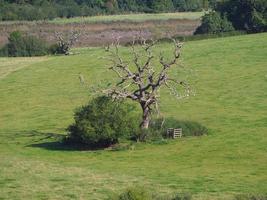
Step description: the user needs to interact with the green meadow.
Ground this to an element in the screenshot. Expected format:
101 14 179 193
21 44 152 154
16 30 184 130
0 33 266 199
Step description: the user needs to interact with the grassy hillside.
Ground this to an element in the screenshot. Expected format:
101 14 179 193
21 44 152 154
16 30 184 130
0 33 266 199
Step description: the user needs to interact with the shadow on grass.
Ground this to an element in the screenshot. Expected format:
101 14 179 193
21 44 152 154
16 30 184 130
26 131 102 151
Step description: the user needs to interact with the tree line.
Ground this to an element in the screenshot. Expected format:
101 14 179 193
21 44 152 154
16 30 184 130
195 0 267 34
0 0 213 21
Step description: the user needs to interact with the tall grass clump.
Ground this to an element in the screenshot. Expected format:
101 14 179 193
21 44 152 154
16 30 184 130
149 117 208 138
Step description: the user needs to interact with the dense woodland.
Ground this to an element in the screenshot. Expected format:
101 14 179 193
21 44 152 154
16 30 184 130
0 0 214 21
195 0 267 34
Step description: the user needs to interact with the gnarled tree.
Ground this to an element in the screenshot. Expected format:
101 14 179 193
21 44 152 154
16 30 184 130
104 38 192 139
54 31 80 55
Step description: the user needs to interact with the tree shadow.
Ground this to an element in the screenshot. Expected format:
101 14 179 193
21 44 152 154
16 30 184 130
26 131 102 151
29 141 80 151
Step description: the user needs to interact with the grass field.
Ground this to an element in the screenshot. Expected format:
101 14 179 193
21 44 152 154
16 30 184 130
0 33 267 199
50 12 203 24
0 12 203 25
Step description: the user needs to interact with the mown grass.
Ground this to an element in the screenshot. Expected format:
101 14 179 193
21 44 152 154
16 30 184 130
0 33 267 199
0 12 203 25
0 57 49 79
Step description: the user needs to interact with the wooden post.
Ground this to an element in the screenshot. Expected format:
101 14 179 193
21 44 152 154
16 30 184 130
167 128 174 138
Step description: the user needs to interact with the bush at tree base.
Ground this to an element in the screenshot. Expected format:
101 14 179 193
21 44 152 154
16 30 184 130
66 96 139 148
149 117 208 138
129 117 208 142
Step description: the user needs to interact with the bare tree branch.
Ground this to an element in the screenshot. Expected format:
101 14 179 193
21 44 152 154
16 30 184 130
103 37 193 136
54 31 81 55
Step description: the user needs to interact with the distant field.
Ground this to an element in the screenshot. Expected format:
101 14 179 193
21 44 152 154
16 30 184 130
0 12 201 47
0 33 266 199
0 12 203 25
50 12 204 24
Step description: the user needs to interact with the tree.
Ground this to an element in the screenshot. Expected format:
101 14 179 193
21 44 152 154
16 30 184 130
216 0 267 32
202 0 209 10
105 0 118 13
194 11 234 34
54 31 80 55
0 0 213 21
151 0 174 12
103 38 192 140
1 31 48 57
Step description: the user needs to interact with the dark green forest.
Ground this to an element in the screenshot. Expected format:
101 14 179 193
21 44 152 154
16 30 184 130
195 0 267 34
0 0 213 21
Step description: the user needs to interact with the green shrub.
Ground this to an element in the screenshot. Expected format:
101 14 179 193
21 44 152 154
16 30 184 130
0 45 8 57
129 118 207 142
48 43 66 55
66 96 139 148
49 41 74 55
0 31 48 57
23 36 48 56
140 128 164 142
194 11 234 35
112 187 153 200
150 118 208 138
111 187 192 200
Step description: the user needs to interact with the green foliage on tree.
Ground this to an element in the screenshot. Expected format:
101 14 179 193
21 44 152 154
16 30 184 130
195 0 267 34
172 0 203 11
151 0 174 12
66 96 139 148
216 0 267 32
194 11 234 34
0 0 214 21
0 31 69 57
0 31 48 57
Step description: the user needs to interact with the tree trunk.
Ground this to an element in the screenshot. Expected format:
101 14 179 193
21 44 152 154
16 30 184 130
140 106 150 129
138 106 150 142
